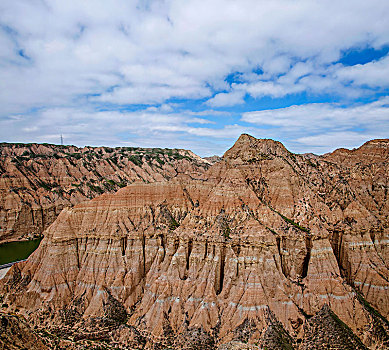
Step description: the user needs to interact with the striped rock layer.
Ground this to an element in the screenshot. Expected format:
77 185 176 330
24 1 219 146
0 142 209 243
1 134 388 349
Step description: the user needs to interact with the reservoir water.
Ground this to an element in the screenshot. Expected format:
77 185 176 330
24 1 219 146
0 238 43 265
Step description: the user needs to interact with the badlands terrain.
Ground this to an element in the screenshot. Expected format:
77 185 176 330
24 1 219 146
0 142 210 243
0 134 388 349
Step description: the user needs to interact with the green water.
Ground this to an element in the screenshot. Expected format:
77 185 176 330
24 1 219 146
0 238 42 265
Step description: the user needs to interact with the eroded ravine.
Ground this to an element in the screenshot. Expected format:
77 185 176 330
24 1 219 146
1 135 388 349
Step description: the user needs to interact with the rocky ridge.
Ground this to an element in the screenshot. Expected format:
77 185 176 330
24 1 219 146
0 143 210 243
1 134 388 349
204 155 222 164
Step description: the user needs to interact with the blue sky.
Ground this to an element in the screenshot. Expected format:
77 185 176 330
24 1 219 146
1 0 389 156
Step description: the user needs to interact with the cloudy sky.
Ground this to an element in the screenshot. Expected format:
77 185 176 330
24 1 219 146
1 0 389 156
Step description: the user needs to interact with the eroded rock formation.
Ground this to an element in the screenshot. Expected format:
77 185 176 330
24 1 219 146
1 134 388 349
0 143 209 243
0 312 48 350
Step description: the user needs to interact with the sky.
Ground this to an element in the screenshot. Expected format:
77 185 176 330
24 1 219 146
1 0 389 156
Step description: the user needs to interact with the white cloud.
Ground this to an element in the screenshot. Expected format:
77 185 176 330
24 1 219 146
0 106 259 156
245 81 304 98
336 55 389 87
295 132 377 150
145 104 174 113
242 97 389 153
183 110 232 117
186 117 215 124
242 97 389 130
206 90 245 107
22 126 38 132
94 84 211 105
1 0 389 154
1 97 388 156
0 0 388 113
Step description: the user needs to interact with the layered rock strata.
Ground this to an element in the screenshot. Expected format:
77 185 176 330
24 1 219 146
0 143 209 243
1 134 388 349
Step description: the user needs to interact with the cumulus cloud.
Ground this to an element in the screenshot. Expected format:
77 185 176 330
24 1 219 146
1 0 389 113
336 54 389 87
206 90 245 107
245 81 304 98
242 97 389 129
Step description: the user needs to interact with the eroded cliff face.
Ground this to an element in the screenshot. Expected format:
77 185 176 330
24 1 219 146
0 143 210 243
1 135 388 349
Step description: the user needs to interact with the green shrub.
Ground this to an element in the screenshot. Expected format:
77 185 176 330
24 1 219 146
37 180 55 191
128 155 143 167
278 212 310 233
169 217 180 230
87 183 104 194
222 226 231 239
66 152 82 159
155 157 165 165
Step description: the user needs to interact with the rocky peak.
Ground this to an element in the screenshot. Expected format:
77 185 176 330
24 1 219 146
361 139 389 149
324 138 389 165
203 155 222 164
223 134 289 162
358 139 389 159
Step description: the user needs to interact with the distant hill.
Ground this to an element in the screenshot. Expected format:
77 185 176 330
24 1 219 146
0 143 210 243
